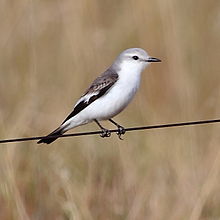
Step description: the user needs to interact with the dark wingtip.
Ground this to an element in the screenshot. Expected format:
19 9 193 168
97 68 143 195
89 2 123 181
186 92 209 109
37 140 43 144
37 136 58 144
37 127 64 145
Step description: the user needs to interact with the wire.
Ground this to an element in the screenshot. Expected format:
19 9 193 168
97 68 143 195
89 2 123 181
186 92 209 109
0 118 220 144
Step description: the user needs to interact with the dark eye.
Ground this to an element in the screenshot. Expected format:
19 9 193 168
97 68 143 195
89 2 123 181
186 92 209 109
132 56 139 60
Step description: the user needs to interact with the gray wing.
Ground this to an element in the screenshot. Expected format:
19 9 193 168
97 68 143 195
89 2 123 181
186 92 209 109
62 68 118 124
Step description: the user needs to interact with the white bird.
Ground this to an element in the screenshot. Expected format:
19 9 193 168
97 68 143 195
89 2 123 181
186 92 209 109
38 48 161 144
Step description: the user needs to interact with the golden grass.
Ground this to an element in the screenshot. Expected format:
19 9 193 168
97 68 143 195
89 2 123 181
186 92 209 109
0 0 220 219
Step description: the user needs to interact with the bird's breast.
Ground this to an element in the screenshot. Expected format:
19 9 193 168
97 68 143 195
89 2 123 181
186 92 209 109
95 70 141 119
74 70 142 121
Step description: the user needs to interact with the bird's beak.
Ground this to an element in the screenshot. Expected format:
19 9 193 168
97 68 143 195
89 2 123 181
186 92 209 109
146 57 161 62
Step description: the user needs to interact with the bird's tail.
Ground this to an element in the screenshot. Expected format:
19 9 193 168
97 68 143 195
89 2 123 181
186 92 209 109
37 126 65 144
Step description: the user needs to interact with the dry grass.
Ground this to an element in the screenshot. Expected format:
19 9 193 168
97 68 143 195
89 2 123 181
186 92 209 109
0 0 220 219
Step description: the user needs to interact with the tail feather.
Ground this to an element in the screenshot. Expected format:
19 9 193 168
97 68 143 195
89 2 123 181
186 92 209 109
37 127 65 144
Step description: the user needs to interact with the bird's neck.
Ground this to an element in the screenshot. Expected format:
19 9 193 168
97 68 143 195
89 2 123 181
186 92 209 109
116 64 142 92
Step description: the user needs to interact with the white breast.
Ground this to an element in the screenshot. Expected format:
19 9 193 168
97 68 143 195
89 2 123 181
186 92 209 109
78 64 142 121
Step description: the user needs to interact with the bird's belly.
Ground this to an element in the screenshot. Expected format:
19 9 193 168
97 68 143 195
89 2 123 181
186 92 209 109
79 83 139 121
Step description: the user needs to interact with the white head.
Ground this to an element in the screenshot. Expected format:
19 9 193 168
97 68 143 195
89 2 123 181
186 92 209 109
112 48 161 73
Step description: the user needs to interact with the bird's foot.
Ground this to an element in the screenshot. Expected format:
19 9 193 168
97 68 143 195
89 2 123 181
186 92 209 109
100 128 111 138
116 126 126 140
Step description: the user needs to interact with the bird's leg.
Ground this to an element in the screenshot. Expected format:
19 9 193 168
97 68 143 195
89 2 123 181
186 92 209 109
94 120 111 138
109 119 125 140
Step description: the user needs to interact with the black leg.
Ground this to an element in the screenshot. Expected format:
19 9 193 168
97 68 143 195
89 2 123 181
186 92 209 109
94 120 111 138
109 119 125 140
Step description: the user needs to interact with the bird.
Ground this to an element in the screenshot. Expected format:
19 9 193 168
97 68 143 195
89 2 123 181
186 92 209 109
37 48 161 144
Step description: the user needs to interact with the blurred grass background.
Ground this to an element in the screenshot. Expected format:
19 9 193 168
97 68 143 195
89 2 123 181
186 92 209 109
0 0 220 219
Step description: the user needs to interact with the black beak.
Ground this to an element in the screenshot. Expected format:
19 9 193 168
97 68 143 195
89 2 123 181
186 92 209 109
146 57 161 62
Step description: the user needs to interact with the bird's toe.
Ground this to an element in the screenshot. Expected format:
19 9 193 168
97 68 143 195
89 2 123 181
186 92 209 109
100 129 111 138
116 126 125 140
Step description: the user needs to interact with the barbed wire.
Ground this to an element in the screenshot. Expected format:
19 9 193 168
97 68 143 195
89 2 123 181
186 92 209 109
0 118 219 144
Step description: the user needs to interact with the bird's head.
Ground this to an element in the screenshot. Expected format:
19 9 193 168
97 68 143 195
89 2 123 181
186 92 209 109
114 48 161 73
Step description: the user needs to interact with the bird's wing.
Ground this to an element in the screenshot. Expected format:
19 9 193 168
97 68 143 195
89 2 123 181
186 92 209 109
61 69 118 124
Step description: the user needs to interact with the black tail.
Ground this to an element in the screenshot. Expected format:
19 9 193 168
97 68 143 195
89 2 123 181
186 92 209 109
37 127 64 144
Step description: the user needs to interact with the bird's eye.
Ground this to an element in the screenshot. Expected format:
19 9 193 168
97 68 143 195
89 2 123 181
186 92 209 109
132 56 139 60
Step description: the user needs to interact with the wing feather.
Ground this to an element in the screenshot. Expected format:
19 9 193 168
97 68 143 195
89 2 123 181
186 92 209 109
61 69 118 124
